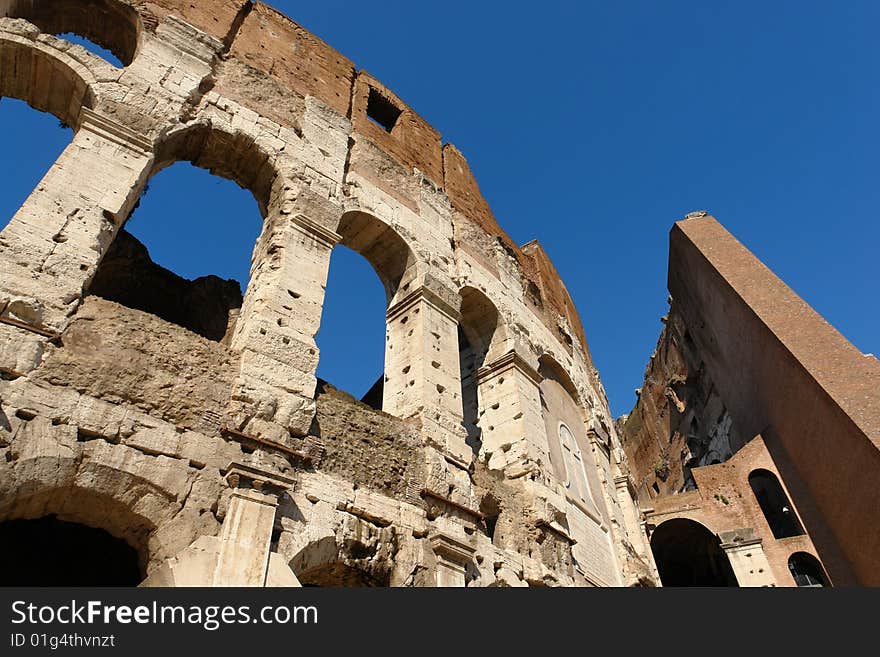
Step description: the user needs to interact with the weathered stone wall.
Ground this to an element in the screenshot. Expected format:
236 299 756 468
0 0 649 586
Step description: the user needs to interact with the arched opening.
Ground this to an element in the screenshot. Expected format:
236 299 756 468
88 162 259 342
0 35 94 238
1 0 141 66
288 534 391 588
316 211 417 411
788 552 830 588
0 97 72 232
316 246 386 406
650 518 738 587
748 469 804 539
0 515 142 585
87 126 273 342
0 36 93 132
458 287 500 451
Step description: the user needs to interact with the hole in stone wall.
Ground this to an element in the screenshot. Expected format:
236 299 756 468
88 163 261 342
0 515 142 586
0 98 73 233
479 493 501 543
366 88 402 133
316 246 386 408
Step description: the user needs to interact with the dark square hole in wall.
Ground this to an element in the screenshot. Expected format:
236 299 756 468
366 88 402 133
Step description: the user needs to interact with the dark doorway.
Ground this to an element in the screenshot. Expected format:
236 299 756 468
748 469 804 539
650 518 738 587
0 516 142 586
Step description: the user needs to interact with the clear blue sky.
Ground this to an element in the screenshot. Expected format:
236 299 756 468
1 1 877 417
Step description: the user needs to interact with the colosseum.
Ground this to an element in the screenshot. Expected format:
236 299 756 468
0 1 877 587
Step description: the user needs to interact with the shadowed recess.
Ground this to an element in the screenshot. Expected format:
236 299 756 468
0 516 142 586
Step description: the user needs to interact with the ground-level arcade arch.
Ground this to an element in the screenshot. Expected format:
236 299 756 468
0 515 142 585
650 518 738 587
286 533 392 587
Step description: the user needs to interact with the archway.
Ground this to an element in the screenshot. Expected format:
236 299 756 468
316 245 386 406
788 552 829 588
0 37 95 128
748 469 804 539
87 124 276 342
458 286 501 451
1 0 141 66
0 515 142 586
288 534 391 587
316 211 418 411
650 518 738 587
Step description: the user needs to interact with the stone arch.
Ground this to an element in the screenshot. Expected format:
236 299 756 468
315 210 421 407
649 518 738 587
87 120 285 342
459 286 506 363
458 286 506 449
152 121 283 219
0 451 191 581
0 33 97 128
335 210 419 306
788 551 830 587
287 534 391 587
0 0 142 66
748 468 804 539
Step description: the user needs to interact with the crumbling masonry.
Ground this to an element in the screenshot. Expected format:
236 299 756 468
1 1 876 587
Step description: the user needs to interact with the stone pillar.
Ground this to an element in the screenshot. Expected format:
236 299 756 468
429 532 475 587
213 463 296 587
229 212 341 440
475 350 549 476
719 529 778 587
384 277 471 465
0 108 152 333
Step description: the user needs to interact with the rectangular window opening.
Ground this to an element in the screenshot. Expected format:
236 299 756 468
367 88 402 133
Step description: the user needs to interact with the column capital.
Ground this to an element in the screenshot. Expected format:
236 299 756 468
429 532 476 566
477 349 542 386
387 283 461 324
290 213 343 249
77 108 153 154
224 462 296 500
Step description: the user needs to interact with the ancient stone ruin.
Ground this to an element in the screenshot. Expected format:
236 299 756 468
0 1 876 587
